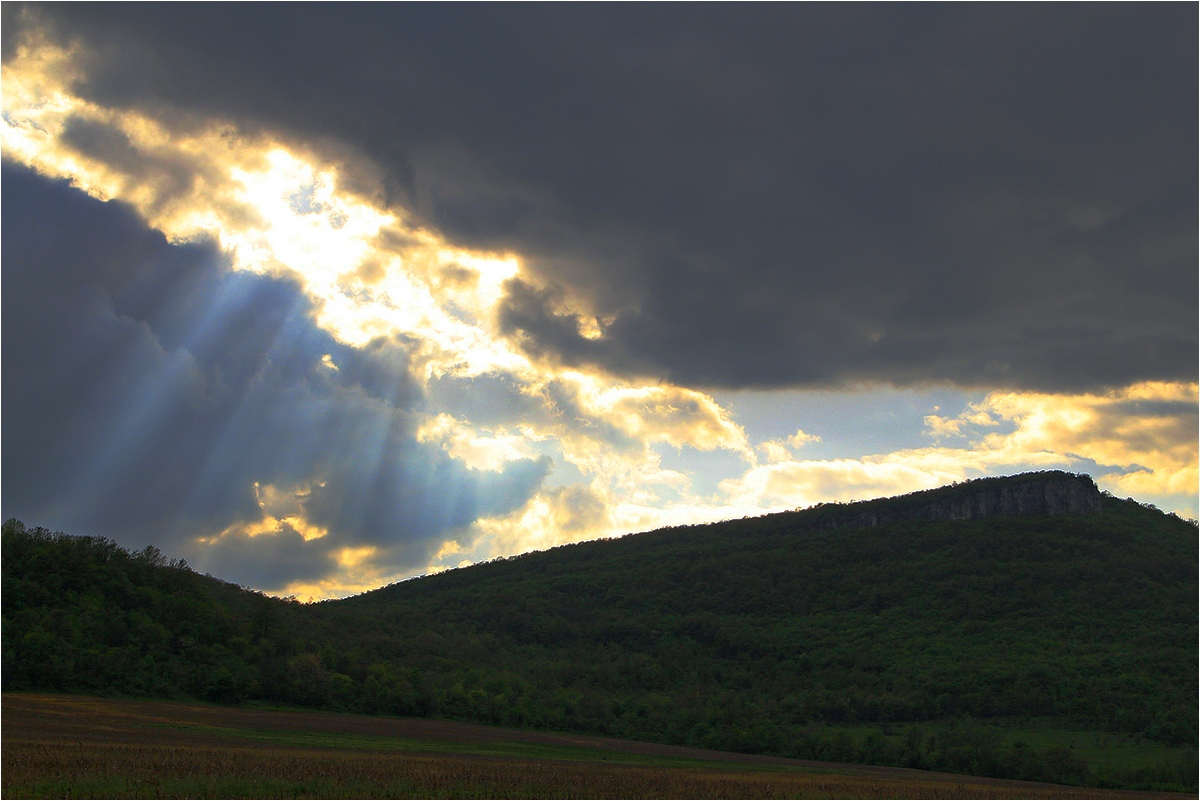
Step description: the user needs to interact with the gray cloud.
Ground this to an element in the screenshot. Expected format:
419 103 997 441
9 4 1195 391
1 164 548 589
496 278 627 372
190 525 338 592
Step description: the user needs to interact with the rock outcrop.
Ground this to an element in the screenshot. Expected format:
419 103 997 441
799 471 1102 532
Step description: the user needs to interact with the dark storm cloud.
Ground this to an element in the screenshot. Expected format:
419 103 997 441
496 278 628 372
7 4 1197 391
1 164 548 588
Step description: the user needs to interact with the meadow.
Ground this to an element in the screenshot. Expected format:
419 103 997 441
4 693 1192 799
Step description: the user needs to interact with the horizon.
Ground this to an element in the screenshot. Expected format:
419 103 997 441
335 469 1177 602
8 469 1190 604
3 5 1196 599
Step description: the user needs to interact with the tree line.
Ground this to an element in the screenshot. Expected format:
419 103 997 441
3 482 1195 791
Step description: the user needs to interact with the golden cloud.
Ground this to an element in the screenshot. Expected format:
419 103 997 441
192 482 330 545
3 36 775 590
964 381 1197 497
725 381 1197 512
276 556 402 603
567 376 751 455
2 38 528 383
6 35 1194 597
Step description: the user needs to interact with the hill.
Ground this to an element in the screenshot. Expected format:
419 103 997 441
3 471 1196 789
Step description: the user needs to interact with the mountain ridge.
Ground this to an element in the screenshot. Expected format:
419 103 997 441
3 471 1195 790
765 470 1103 535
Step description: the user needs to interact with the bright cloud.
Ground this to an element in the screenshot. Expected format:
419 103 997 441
2 38 525 381
971 382 1198 498
567 375 751 455
417 414 542 472
725 382 1198 514
2 36 766 592
4 34 1195 599
758 429 822 464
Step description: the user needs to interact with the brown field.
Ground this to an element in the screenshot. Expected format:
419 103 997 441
3 693 1193 799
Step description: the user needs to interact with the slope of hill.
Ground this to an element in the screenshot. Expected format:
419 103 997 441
3 471 1196 789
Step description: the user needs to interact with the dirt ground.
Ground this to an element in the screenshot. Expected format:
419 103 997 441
4 693 1193 799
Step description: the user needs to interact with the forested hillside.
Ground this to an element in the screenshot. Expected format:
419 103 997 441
4 472 1196 789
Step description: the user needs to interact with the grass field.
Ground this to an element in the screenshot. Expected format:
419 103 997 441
2 693 1193 799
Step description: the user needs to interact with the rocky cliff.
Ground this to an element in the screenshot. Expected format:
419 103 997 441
801 471 1103 532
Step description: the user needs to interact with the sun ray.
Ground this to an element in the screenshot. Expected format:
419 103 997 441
5 32 1195 598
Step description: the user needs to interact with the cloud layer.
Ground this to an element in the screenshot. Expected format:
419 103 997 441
11 4 1195 391
3 8 1195 596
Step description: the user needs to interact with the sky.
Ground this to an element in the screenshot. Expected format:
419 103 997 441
3 5 1196 599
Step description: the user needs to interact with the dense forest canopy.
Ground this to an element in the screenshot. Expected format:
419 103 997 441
3 472 1196 789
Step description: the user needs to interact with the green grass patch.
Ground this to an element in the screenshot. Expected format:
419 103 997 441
141 720 808 773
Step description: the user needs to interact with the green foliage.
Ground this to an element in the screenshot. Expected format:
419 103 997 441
1 519 295 702
3 475 1196 791
332 490 1194 746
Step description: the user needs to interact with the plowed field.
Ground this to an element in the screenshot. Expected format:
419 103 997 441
3 693 1192 799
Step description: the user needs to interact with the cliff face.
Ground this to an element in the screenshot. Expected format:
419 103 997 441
807 472 1103 532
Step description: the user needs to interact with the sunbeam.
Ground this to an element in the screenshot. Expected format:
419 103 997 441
4 13 1194 597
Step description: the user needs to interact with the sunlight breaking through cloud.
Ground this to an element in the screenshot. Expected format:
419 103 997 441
1 36 767 594
3 39 531 380
4 34 1195 598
